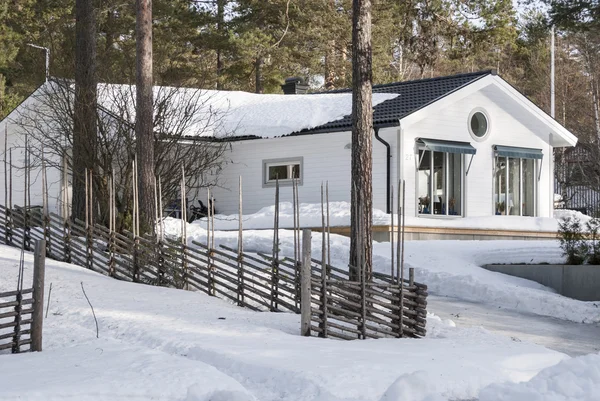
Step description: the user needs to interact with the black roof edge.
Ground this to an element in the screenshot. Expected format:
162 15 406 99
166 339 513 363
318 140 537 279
320 69 496 94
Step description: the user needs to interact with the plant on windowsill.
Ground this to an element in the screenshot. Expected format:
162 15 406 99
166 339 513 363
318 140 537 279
449 197 456 215
419 196 430 214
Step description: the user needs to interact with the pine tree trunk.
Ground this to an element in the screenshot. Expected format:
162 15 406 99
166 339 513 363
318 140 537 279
136 0 155 233
73 0 97 222
216 0 225 90
255 56 264 94
350 0 372 281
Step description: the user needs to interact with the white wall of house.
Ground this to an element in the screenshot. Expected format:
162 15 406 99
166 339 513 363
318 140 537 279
0 95 66 216
400 84 555 219
199 127 397 216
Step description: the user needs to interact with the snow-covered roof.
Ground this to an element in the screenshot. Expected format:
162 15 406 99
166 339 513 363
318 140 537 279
29 81 398 140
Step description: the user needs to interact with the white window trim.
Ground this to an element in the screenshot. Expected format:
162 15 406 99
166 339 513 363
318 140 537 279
468 108 491 142
415 145 465 218
262 157 304 187
492 155 538 217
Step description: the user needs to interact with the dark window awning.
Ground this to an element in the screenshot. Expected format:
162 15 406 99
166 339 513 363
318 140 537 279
418 138 477 155
494 145 543 160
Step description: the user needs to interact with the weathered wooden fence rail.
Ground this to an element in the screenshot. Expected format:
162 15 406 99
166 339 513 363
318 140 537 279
0 206 427 340
0 240 46 354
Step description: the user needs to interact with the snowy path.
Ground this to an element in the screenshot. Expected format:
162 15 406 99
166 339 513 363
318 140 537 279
428 296 600 357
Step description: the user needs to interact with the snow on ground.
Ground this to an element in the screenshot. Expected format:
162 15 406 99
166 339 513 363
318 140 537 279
478 352 600 401
191 201 592 232
0 245 569 401
162 217 600 324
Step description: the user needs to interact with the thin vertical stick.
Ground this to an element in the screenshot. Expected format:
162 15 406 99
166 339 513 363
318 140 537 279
210 195 215 249
180 166 188 290
296 179 300 262
398 180 405 338
320 181 328 338
320 182 326 276
8 148 12 245
3 125 7 209
292 178 299 310
42 149 47 218
85 168 89 229
112 169 116 232
131 160 135 237
401 180 406 284
89 169 93 227
292 178 298 264
181 164 187 239
326 181 331 268
238 176 243 254
271 178 280 311
158 175 163 241
3 130 7 245
62 154 67 221
109 176 113 232
108 175 114 277
153 175 158 240
26 134 30 215
207 187 211 249
237 176 244 306
390 184 394 282
206 187 213 296
9 148 12 210
135 158 140 237
396 181 401 285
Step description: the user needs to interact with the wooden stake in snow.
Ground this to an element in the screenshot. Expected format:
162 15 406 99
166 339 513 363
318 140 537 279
31 239 46 352
300 229 312 337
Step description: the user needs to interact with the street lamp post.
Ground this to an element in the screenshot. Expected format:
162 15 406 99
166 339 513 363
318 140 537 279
27 43 50 82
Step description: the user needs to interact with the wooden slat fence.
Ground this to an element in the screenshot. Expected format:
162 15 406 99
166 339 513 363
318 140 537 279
0 206 428 340
0 288 34 353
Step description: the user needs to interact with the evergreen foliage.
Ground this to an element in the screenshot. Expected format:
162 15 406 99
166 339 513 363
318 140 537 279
558 217 587 265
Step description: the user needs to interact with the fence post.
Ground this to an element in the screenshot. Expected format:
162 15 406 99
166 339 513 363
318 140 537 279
300 229 312 337
31 239 46 352
63 220 71 264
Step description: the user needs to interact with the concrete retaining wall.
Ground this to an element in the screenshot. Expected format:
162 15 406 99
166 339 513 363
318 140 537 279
483 264 600 302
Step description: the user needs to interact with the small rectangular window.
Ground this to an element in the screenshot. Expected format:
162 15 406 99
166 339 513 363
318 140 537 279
263 158 303 186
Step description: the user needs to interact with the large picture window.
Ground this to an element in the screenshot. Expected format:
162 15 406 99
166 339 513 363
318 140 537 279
263 157 303 186
417 139 474 216
493 146 542 216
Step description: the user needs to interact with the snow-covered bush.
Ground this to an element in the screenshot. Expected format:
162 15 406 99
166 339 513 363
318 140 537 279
586 218 600 264
557 217 586 265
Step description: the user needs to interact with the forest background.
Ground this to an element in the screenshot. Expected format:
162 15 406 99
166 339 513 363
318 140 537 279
0 0 598 152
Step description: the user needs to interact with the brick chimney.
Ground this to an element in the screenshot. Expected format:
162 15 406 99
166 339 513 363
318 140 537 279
281 77 309 95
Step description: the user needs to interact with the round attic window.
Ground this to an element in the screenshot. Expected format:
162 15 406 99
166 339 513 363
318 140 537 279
469 110 489 140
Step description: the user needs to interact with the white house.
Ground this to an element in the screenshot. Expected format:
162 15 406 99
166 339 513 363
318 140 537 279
0 71 578 239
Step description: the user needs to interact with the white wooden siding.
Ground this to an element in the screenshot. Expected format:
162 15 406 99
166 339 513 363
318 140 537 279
200 128 397 215
400 86 554 218
0 97 64 215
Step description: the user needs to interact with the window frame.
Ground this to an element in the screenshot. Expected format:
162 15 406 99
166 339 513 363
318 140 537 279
416 145 465 218
468 108 491 142
262 157 304 187
493 154 538 217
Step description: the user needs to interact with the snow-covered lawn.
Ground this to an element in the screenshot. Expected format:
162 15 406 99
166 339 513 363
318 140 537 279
0 245 579 401
189 201 591 232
